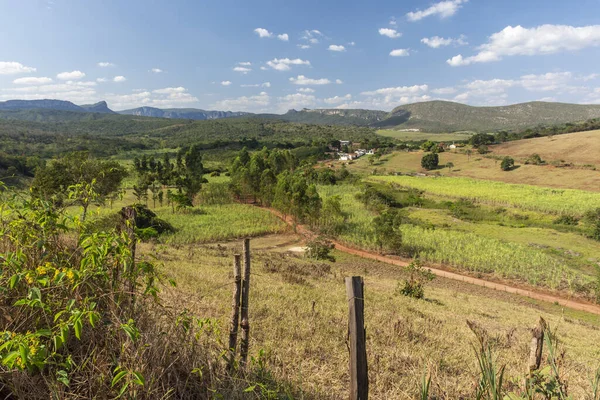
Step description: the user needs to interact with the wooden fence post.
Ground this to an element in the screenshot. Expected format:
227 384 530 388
119 206 137 312
346 276 368 400
228 254 242 372
240 239 251 367
528 317 547 374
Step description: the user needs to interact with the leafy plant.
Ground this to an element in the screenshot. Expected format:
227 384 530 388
396 260 435 299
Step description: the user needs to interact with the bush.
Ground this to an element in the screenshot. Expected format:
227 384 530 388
553 215 579 226
396 260 435 299
500 157 515 171
305 237 336 262
525 153 545 165
477 145 489 154
421 153 439 170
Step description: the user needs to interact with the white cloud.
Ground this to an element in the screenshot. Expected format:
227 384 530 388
298 88 315 93
57 70 85 80
348 41 356 46
212 92 271 112
278 93 317 110
266 58 311 71
298 44 311 49
150 68 163 73
421 35 467 48
301 30 323 46
113 76 126 82
152 87 186 94
260 66 268 70
96 78 107 83
389 17 398 26
378 28 402 39
221 81 232 86
13 77 53 85
277 33 289 41
324 94 352 104
0 62 36 75
407 0 468 21
240 82 271 88
328 44 346 52
448 24 600 66
309 38 319 44
233 66 251 74
98 62 115 67
238 62 252 66
362 84 429 96
289 75 332 85
0 80 97 104
254 28 272 38
336 79 343 84
390 49 410 57
431 86 457 94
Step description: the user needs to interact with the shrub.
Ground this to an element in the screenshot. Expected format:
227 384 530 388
305 237 336 262
553 215 579 226
396 260 435 299
500 157 515 171
477 145 489 154
421 153 439 170
525 153 545 165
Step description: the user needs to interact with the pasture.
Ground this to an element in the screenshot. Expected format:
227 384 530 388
376 129 473 142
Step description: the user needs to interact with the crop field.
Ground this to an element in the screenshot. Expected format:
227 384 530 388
368 175 600 215
491 129 600 166
317 185 589 291
376 129 473 142
148 240 600 399
156 204 288 244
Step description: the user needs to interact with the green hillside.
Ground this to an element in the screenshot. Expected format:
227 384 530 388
259 108 388 126
377 101 600 132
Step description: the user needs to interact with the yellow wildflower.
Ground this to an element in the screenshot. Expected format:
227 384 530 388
25 273 34 285
66 270 75 281
29 346 37 356
36 265 47 275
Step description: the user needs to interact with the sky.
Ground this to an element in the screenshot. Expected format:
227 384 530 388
1 0 600 112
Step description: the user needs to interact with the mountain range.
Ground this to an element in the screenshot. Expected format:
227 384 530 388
2 98 600 132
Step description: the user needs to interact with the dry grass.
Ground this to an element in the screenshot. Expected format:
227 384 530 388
491 129 600 166
341 150 600 192
145 236 600 399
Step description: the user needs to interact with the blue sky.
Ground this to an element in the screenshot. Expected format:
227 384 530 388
1 0 600 112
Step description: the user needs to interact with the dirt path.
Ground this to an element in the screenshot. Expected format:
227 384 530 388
265 207 600 316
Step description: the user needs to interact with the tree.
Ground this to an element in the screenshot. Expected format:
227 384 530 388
469 133 495 147
466 149 473 161
477 145 489 154
421 141 436 152
446 162 454 172
373 209 404 253
421 153 439 170
500 156 515 171
31 152 127 206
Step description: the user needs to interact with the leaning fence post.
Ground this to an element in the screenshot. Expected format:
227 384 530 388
228 254 242 372
528 317 547 374
240 239 251 367
346 276 368 400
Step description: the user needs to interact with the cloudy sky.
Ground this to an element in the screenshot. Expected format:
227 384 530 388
2 0 600 112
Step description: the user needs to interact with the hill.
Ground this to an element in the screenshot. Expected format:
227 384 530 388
0 99 85 112
259 108 388 126
80 101 116 114
491 129 600 166
118 106 250 120
377 101 600 132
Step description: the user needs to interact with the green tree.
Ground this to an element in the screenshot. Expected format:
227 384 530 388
421 153 439 170
420 141 436 152
500 156 515 171
31 152 127 206
372 209 404 252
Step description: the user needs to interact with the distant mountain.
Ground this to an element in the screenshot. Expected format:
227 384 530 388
0 99 84 112
118 106 250 120
260 108 388 126
80 101 116 114
375 100 600 132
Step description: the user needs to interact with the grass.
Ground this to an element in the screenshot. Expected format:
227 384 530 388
146 239 600 399
317 184 591 291
376 129 473 142
491 129 600 166
368 175 600 215
339 150 600 192
156 204 288 244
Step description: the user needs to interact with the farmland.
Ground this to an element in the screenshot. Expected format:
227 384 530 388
376 129 473 142
368 175 600 215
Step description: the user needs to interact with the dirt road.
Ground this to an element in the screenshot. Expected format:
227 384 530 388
265 207 600 316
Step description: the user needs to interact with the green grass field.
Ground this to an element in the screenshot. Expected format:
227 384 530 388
317 184 590 291
368 175 600 215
